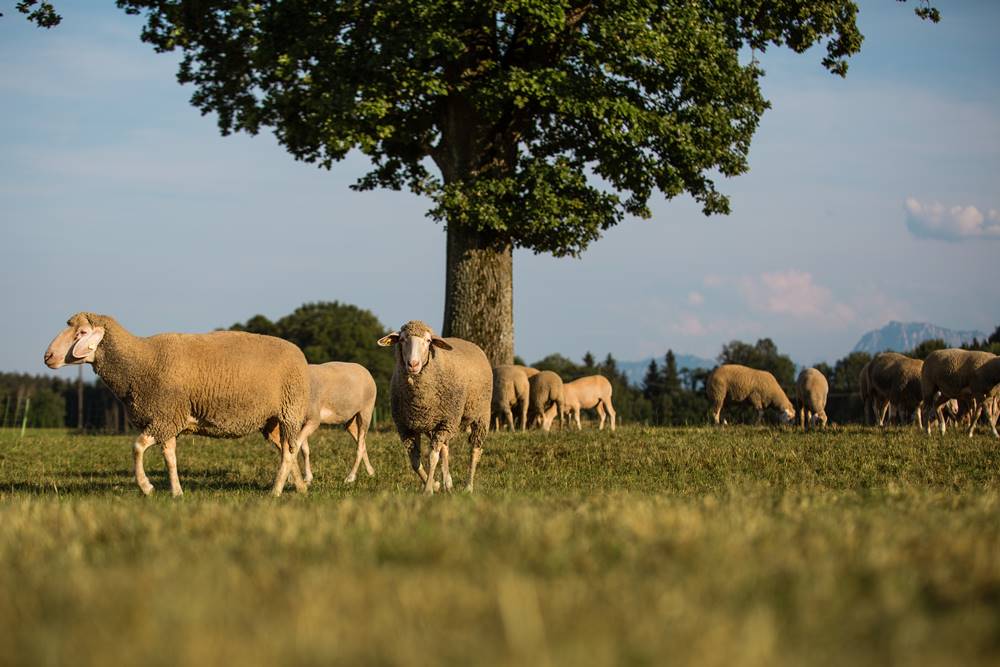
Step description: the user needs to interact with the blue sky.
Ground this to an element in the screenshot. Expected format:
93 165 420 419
2 1 998 378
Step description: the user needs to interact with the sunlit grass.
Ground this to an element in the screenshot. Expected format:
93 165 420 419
1 425 998 666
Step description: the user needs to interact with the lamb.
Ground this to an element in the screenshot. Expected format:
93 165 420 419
296 362 377 484
795 368 829 429
560 375 617 431
920 349 997 435
44 312 309 497
966 357 1000 438
491 365 530 431
377 320 492 494
706 364 795 425
528 370 565 431
867 352 924 427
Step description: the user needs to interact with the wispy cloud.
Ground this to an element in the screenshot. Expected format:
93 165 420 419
736 270 856 327
904 198 1000 241
687 291 704 306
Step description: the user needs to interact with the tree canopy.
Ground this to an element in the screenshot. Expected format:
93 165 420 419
117 0 936 258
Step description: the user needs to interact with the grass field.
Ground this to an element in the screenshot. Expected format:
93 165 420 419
1 424 998 666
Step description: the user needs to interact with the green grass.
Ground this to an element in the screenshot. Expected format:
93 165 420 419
1 425 998 666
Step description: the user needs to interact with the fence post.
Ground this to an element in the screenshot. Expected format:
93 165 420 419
20 397 30 438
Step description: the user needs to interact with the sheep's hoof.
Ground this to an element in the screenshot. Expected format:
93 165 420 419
304 474 314 485
343 475 356 484
171 489 183 498
464 484 474 494
433 481 441 492
422 487 435 496
139 481 154 496
443 477 454 492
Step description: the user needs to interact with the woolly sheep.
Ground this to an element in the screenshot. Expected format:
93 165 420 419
920 349 996 435
706 364 795 425
377 320 492 494
44 312 310 497
491 364 530 431
528 370 566 432
297 362 377 485
795 368 829 429
513 365 541 379
560 375 617 431
967 357 1000 438
858 361 881 426
868 352 924 427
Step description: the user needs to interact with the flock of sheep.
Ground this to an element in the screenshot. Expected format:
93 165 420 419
43 312 1000 498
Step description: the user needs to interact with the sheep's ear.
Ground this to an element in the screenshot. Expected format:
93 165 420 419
72 326 104 359
430 336 453 351
377 332 400 347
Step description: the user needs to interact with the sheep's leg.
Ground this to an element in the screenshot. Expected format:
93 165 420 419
404 434 437 490
504 406 515 432
440 443 454 492
297 419 320 485
596 403 606 430
133 433 156 496
606 401 616 431
968 402 983 438
520 400 528 432
423 434 446 496
466 421 485 493
161 436 183 497
359 413 375 477
272 430 308 497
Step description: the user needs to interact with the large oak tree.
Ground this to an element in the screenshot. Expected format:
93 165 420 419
114 0 936 365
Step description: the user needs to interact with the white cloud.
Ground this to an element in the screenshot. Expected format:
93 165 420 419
904 198 1000 242
687 291 705 306
736 270 855 327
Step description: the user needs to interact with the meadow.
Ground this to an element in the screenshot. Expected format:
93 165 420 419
0 424 998 667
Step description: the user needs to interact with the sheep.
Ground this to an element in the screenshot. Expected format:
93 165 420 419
858 361 882 426
44 312 309 497
796 368 829 429
920 349 997 435
867 352 924 427
967 357 1000 438
513 365 541 379
297 362 377 485
491 365 530 431
559 375 617 431
706 364 795 425
528 370 565 431
377 320 491 494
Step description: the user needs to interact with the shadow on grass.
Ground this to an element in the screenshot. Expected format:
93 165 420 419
2 467 273 495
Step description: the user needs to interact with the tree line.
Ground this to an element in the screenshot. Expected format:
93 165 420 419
8 303 998 431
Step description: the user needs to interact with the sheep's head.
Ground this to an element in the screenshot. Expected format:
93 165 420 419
778 406 796 424
44 312 105 369
377 320 453 375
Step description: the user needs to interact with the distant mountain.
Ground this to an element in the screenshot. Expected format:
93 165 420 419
618 353 716 388
852 321 986 355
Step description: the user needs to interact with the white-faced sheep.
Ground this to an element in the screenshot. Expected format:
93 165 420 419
377 321 492 494
967 357 1000 438
706 364 795 425
920 349 997 435
528 370 565 431
868 352 924 427
491 364 530 431
297 362 377 485
44 312 310 497
796 368 829 429
559 375 617 431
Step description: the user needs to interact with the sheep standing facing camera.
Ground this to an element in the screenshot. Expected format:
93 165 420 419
44 312 310 497
377 321 492 494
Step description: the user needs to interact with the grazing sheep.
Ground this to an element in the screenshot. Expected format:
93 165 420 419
560 375 617 431
296 362 377 485
868 352 924 427
858 361 882 426
513 365 541 379
377 321 491 494
967 357 1000 438
491 365 530 431
706 364 795 425
528 370 566 431
44 312 309 497
796 368 829 429
920 349 997 435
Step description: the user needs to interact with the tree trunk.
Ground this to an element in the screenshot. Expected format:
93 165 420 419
442 223 514 366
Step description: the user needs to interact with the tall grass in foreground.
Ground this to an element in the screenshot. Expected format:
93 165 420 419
0 425 998 666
